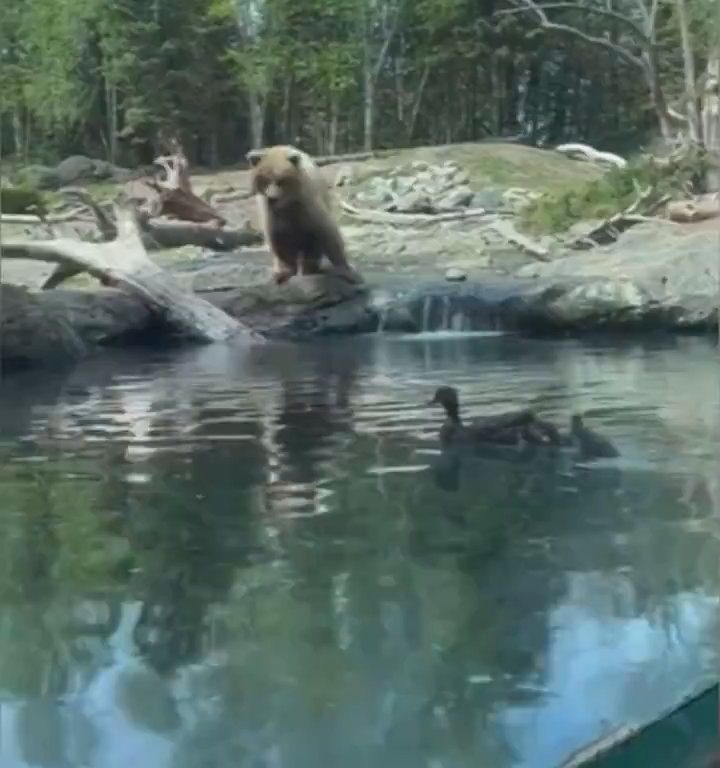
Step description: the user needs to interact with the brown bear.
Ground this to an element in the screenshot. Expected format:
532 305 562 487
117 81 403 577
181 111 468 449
246 145 361 285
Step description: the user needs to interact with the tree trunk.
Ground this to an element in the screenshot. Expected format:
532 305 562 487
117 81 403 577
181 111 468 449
676 0 701 144
702 55 720 191
208 129 219 168
248 89 265 148
11 107 23 157
394 54 404 122
406 63 430 143
641 50 674 142
105 79 118 164
281 72 296 142
363 59 374 151
328 94 340 155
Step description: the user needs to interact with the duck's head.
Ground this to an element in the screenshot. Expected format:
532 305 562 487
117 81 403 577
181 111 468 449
428 386 460 416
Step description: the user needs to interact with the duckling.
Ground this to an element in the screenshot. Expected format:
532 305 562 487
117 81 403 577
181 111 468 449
569 413 619 459
428 386 537 449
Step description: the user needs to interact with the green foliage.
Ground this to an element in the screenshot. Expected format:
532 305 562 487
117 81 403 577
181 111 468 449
0 185 46 214
520 149 709 235
0 0 714 164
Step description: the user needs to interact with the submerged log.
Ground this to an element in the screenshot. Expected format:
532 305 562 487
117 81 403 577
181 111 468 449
1 199 262 344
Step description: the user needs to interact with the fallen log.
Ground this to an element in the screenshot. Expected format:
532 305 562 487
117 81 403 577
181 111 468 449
666 193 720 223
1 199 262 344
1 207 87 225
566 187 671 250
142 216 262 250
310 151 379 167
204 188 253 205
486 219 551 261
7 210 261 252
339 199 488 225
555 143 627 169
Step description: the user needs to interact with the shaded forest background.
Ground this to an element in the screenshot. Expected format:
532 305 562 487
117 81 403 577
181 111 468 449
0 0 717 169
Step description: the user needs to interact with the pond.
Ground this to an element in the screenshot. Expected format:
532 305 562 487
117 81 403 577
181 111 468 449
0 333 718 768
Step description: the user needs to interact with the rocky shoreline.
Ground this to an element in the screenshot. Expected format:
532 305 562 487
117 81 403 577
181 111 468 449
2 146 718 372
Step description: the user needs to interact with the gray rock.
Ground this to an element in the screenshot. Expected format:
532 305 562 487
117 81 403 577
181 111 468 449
390 191 435 214
92 160 114 179
515 222 717 301
1 285 87 369
437 185 475 210
212 273 374 337
56 155 98 185
445 268 467 282
334 163 354 187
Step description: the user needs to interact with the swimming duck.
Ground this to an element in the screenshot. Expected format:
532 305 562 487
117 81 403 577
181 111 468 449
569 414 619 459
428 386 560 449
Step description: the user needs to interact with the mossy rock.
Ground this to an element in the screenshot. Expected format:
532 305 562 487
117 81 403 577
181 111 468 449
1 185 47 215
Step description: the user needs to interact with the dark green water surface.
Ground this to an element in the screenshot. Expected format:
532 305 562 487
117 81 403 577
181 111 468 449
0 333 717 768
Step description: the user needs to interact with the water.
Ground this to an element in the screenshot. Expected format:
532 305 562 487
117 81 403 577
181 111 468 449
0 333 718 768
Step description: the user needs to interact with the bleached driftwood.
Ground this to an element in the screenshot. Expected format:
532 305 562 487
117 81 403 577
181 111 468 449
1 199 261 344
1 207 87 225
5 186 261 259
555 143 627 169
339 200 488 224
312 151 378 167
203 188 253 205
486 219 551 260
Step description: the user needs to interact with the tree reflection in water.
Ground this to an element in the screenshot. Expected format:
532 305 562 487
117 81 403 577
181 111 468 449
0 335 716 768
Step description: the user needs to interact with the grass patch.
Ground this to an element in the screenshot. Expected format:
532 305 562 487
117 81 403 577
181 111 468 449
519 149 706 235
350 141 603 193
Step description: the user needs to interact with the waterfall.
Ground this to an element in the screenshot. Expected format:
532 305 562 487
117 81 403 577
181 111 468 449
440 296 451 331
421 296 433 332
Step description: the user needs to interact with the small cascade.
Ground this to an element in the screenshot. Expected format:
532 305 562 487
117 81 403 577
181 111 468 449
440 296 451 331
376 306 389 333
420 296 433 333
451 311 466 332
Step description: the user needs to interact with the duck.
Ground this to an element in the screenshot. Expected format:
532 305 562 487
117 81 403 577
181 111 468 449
428 386 563 450
569 413 619 459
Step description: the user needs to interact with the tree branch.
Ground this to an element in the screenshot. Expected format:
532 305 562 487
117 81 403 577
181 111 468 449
499 0 646 70
496 2 649 44
372 5 401 82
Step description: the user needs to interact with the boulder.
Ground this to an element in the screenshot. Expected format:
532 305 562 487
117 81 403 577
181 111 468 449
389 191 435 214
515 222 718 329
0 285 87 370
437 185 475 210
55 155 132 185
445 267 468 282
211 274 374 337
56 155 98 185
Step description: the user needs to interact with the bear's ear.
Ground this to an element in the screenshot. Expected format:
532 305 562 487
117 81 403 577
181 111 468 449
246 149 265 167
287 150 302 167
